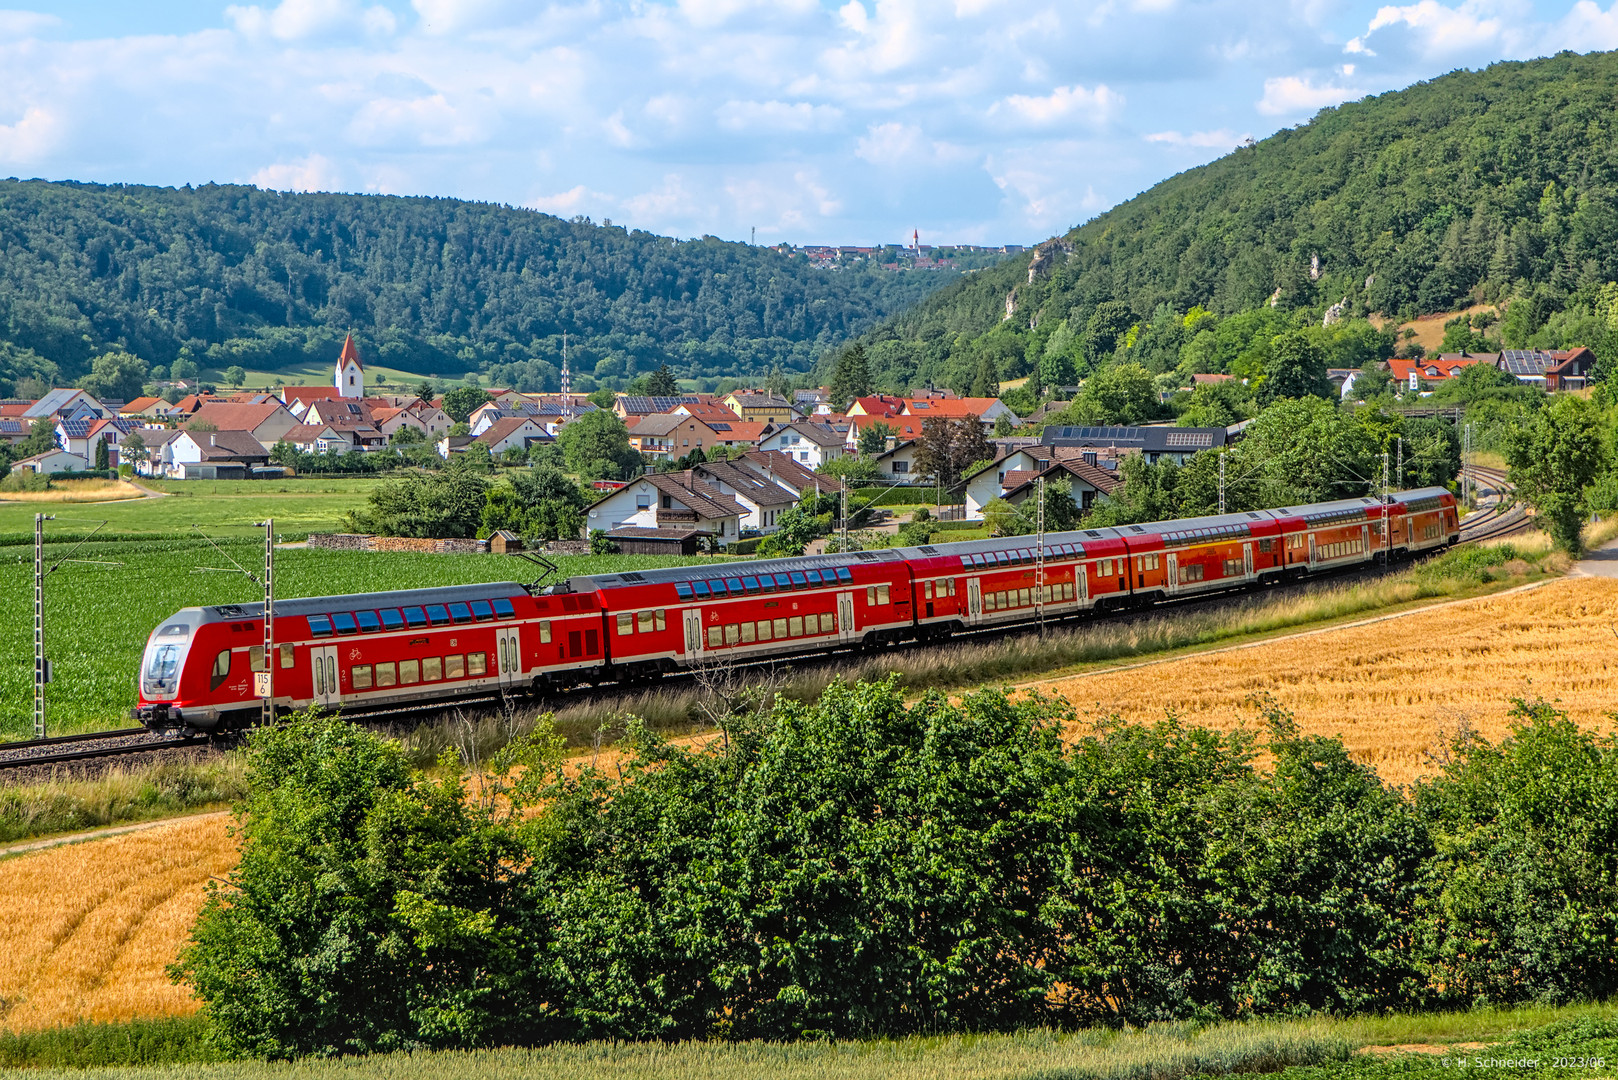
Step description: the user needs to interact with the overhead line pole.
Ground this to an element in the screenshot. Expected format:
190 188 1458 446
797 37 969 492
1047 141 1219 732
1218 450 1226 516
259 519 275 726
1035 475 1046 638
34 513 52 740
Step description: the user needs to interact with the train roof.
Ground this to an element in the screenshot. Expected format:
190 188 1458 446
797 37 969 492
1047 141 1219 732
567 548 907 593
194 581 530 623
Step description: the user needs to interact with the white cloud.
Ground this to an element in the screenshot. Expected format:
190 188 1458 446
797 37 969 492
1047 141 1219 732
1545 0 1618 49
0 11 59 37
993 84 1121 125
1358 0 1506 54
1145 128 1247 148
716 99 842 132
527 184 611 217
227 0 395 41
249 153 343 191
348 93 479 146
838 1 869 32
1256 74 1364 116
0 106 59 164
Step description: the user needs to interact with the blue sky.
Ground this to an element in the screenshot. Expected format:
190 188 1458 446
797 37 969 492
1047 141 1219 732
2 1 1616 246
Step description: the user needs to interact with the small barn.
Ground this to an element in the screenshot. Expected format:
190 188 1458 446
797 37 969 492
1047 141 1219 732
489 530 524 554
606 526 711 555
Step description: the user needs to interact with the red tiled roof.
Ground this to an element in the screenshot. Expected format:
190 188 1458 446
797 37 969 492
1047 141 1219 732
339 333 362 371
187 401 291 431
281 386 344 404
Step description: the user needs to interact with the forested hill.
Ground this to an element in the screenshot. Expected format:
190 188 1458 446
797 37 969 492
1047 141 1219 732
848 49 1618 391
0 181 953 393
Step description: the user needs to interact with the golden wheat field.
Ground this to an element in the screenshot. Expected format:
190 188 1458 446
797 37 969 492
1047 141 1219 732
1039 576 1618 786
0 813 234 1030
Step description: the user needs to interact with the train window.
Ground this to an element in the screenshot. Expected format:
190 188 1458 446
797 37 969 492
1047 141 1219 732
741 621 755 643
757 619 773 641
312 657 326 696
877 584 890 605
866 586 876 605
638 610 654 633
248 646 265 672
789 616 804 636
1017 550 1031 563
947 578 957 596
423 657 443 681
211 650 231 690
773 617 788 639
708 626 722 647
617 613 634 635
692 581 711 598
836 567 853 583
355 611 381 634
332 612 358 635
448 603 473 624
426 605 450 626
379 609 404 630
790 572 808 588
1019 588 1031 606
470 600 494 621
491 598 516 619
469 652 487 675
308 615 333 637
375 662 397 687
655 609 667 631
726 578 744 593
399 660 420 685
1258 539 1273 553
923 581 933 600
352 665 373 690
803 570 821 585
1181 563 1205 583
539 620 552 643
774 574 793 590
758 575 776 593
742 576 760 593
725 624 740 645
446 655 466 679
403 607 427 628
820 613 835 633
280 644 294 669
675 582 695 600
708 580 728 596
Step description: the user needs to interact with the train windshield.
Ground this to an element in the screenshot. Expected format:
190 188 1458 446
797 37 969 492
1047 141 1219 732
141 623 190 700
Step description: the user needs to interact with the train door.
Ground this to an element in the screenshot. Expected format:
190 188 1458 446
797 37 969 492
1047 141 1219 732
966 577 982 626
1360 525 1370 560
1242 543 1254 579
496 627 522 687
1307 533 1317 569
1076 564 1089 606
1165 554 1179 596
837 592 856 644
682 608 703 659
310 645 340 708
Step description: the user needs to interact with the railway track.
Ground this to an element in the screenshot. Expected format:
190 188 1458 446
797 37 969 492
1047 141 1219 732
0 729 212 772
1459 465 1532 544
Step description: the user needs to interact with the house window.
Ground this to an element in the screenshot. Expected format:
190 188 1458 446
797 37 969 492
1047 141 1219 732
893 460 909 474
636 494 650 510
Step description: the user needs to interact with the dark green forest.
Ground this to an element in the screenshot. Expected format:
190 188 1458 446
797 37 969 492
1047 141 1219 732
0 181 955 395
843 49 1618 393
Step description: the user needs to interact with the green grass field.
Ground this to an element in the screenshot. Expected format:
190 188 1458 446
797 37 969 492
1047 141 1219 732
0 479 389 542
1 1005 1611 1078
0 540 711 739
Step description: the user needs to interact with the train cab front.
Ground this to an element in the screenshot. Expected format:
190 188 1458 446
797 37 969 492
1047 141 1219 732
134 610 204 733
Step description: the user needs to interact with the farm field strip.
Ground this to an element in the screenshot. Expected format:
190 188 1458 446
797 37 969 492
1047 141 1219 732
0 814 234 1031
1034 576 1618 787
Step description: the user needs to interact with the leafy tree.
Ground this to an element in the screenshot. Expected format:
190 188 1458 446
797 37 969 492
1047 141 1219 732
389 425 425 445
79 350 149 403
857 420 897 456
817 454 880 483
121 429 146 471
1348 361 1393 400
16 419 56 457
589 528 619 554
1401 417 1462 489
441 386 493 425
968 353 1000 398
1505 393 1607 551
645 364 679 397
913 417 991 489
1259 331 1331 404
93 437 109 471
1058 363 1162 425
224 365 247 387
482 466 590 541
345 470 490 537
1082 301 1134 363
983 497 1031 537
557 410 642 481
169 353 198 381
587 388 616 410
171 714 562 1057
756 504 823 557
993 412 1015 437
829 343 874 409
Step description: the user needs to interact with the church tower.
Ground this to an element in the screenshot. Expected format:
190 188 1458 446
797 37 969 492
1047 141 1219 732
336 333 364 398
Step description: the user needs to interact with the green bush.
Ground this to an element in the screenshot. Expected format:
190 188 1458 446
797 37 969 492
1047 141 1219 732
0 1016 217 1068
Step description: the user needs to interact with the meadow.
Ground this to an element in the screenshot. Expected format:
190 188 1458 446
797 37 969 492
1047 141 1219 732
0 541 711 738
0 478 389 542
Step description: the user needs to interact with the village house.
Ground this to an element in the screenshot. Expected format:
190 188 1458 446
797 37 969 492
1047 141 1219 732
471 417 551 456
1040 424 1230 466
11 448 92 475
871 439 923 482
997 459 1122 517
613 395 685 421
167 430 273 479
584 471 745 543
723 391 798 424
627 414 725 460
758 421 845 467
691 458 800 534
185 400 299 449
1497 347 1595 392
898 396 1014 431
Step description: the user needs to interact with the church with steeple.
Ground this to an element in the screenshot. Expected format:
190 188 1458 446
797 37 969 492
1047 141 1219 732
336 333 364 398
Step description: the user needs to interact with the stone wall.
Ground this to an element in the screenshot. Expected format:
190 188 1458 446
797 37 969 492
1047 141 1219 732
307 533 490 554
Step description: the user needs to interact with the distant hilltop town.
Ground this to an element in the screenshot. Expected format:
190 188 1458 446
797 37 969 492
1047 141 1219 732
769 241 1025 272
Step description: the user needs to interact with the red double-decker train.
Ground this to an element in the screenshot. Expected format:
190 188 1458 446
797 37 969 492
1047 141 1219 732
135 487 1458 732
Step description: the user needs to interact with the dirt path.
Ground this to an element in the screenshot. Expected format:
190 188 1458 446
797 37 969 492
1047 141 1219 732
0 811 228 860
